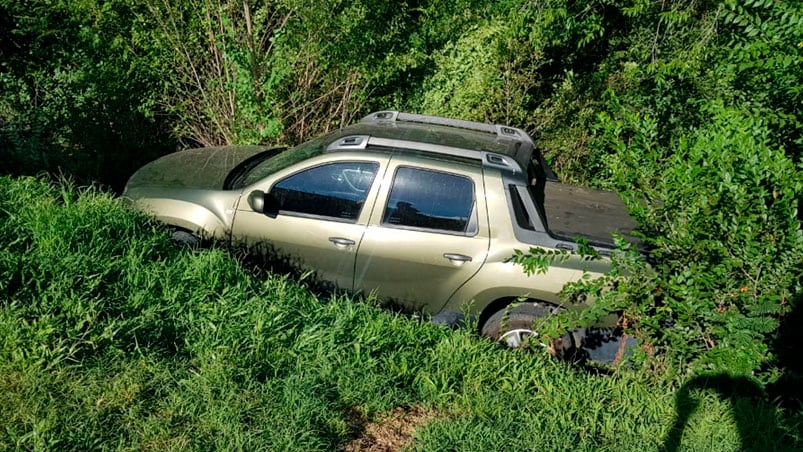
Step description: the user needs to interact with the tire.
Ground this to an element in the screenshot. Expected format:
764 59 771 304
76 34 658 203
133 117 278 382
171 230 202 249
481 301 576 356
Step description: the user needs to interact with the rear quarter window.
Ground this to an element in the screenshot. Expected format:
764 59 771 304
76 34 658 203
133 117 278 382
382 167 475 233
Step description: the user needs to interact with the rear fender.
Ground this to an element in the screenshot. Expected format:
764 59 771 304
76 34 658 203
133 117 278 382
442 259 605 316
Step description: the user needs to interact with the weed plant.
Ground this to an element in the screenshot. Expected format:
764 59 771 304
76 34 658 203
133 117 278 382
1 175 800 450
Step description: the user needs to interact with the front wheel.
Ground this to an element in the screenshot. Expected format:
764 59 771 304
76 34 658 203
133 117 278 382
170 230 202 249
481 302 576 357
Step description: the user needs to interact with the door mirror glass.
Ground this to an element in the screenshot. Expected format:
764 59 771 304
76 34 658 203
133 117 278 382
247 190 265 213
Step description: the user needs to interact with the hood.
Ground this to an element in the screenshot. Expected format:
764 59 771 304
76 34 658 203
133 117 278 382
541 182 641 248
125 146 273 191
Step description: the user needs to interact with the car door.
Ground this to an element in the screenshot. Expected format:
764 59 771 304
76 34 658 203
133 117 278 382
232 157 384 291
354 157 490 312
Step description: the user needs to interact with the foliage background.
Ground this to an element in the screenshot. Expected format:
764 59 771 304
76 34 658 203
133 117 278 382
0 0 801 404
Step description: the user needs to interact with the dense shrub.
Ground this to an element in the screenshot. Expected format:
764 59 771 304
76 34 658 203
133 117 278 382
511 0 802 379
0 0 174 190
527 105 802 380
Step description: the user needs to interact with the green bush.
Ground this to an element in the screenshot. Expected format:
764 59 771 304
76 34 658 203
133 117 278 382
0 0 174 189
510 0 802 379
141 0 288 146
517 103 803 380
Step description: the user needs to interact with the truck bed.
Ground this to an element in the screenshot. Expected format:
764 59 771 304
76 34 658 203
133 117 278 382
540 182 641 248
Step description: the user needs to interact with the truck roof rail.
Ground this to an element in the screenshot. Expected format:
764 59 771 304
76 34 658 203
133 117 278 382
360 110 556 181
361 111 536 146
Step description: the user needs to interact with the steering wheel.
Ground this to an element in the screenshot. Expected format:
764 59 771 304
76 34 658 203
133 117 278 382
341 169 367 193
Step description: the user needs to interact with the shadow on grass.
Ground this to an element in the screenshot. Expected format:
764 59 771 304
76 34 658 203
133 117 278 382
229 241 426 318
659 374 787 452
231 242 341 300
768 287 803 410
660 289 803 452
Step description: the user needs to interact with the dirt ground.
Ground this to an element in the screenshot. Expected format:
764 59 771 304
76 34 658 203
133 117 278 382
341 406 435 452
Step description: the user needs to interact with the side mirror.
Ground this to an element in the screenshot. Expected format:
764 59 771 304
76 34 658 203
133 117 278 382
247 190 279 218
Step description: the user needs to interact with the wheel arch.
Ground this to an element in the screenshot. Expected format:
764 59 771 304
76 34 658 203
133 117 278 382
144 199 230 240
477 296 561 334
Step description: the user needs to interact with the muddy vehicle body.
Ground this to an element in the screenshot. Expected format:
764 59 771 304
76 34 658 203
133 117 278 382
124 111 639 353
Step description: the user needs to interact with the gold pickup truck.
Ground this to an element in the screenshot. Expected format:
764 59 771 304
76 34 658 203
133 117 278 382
124 111 639 353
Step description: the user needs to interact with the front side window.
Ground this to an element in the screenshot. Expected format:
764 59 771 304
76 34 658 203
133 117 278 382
272 162 378 221
383 167 475 233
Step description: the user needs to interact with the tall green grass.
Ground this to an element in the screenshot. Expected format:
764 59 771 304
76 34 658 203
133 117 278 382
0 176 800 450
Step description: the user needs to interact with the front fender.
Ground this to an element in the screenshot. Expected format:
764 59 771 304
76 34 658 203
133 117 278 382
128 192 237 240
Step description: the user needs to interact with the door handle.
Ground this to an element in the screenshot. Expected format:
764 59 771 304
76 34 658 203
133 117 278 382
443 253 472 263
329 237 356 248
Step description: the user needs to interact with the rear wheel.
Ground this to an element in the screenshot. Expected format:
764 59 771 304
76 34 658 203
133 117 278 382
481 302 576 356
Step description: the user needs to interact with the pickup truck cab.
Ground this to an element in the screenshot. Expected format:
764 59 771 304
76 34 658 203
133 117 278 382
123 111 639 351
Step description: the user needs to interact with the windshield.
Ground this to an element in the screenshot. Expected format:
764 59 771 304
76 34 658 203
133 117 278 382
226 136 329 190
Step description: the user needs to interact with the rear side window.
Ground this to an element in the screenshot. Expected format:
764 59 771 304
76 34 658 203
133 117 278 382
383 167 475 233
272 162 378 221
